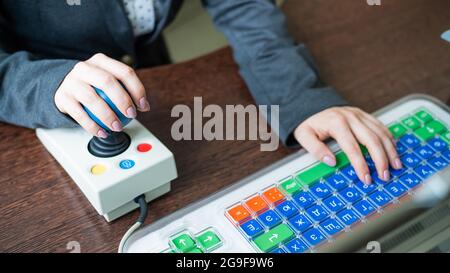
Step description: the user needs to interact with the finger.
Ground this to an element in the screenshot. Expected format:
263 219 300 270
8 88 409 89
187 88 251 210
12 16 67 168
328 115 372 184
360 115 403 170
70 80 122 132
295 125 336 167
345 113 390 182
72 61 136 119
63 97 108 138
87 53 149 111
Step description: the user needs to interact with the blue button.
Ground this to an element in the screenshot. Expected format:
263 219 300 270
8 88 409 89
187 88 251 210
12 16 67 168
401 152 421 168
306 205 329 222
292 191 315 209
396 141 408 155
303 228 326 246
365 156 376 172
341 166 358 182
337 209 360 226
368 190 392 207
414 164 435 179
288 213 312 233
428 137 448 151
323 195 345 212
385 182 408 197
353 200 376 216
390 166 407 177
310 182 332 199
327 173 349 190
354 180 377 194
443 149 450 161
414 145 435 159
400 134 420 149
339 187 361 203
258 210 282 229
399 173 421 188
429 156 449 171
285 238 308 253
372 172 388 185
240 219 263 238
275 200 298 219
119 159 135 169
270 248 286 254
321 218 344 236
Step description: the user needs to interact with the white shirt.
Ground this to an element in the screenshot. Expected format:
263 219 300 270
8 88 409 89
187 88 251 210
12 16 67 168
122 0 156 36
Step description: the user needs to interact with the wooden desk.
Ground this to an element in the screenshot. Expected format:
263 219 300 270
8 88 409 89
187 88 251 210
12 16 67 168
0 0 449 252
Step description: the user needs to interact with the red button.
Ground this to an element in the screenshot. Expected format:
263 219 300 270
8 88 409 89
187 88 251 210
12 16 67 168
137 143 152 152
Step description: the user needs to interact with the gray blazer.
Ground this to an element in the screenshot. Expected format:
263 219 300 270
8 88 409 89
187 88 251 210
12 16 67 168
0 0 346 146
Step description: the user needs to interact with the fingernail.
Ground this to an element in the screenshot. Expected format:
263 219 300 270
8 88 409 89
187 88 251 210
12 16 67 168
322 155 336 167
97 129 108 139
139 97 150 111
394 158 403 169
112 120 123 131
383 170 390 181
364 174 372 185
126 106 137 118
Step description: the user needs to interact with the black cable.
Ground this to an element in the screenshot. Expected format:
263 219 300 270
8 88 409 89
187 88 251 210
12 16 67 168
134 194 148 224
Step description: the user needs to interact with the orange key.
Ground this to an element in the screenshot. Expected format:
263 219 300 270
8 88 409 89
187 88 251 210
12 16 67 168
227 204 250 223
245 196 268 214
262 187 285 204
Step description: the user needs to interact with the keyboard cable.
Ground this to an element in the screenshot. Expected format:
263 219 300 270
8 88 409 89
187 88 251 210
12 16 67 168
118 194 148 253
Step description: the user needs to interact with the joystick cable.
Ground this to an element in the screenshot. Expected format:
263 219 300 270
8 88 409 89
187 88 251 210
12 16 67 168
118 194 148 253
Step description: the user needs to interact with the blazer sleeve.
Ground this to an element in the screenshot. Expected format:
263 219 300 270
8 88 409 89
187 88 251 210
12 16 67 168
0 17 78 129
202 0 348 147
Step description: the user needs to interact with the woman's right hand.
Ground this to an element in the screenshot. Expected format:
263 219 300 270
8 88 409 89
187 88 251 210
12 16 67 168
54 53 150 138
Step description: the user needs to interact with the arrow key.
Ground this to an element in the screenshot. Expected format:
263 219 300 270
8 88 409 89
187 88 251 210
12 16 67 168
170 232 196 252
196 228 222 252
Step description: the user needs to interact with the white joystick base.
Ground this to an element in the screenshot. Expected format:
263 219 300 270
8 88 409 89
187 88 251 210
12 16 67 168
36 120 177 222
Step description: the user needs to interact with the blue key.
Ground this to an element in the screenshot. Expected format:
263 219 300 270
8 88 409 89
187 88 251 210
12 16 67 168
400 134 420 149
292 191 315 209
340 166 358 182
414 164 435 179
429 156 449 171
288 214 312 233
399 173 421 188
258 210 282 228
321 218 344 236
401 152 421 168
323 195 345 212
372 172 389 185
414 145 435 159
354 180 377 194
310 182 332 199
303 228 326 246
365 156 376 172
385 181 408 197
240 219 263 238
276 200 298 219
270 248 286 254
368 190 392 207
306 205 329 222
396 141 408 155
353 200 376 216
443 149 450 161
339 187 361 203
337 209 360 226
428 137 448 151
285 238 308 253
327 173 349 190
390 166 407 177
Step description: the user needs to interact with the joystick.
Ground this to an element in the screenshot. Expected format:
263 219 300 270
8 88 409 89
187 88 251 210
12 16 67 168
36 86 177 222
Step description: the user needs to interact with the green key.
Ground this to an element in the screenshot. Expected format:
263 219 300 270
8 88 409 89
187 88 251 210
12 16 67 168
171 233 196 252
279 178 302 195
427 120 446 134
414 126 436 141
442 131 450 144
186 248 203 253
253 224 294 252
296 151 349 186
334 151 350 169
402 116 421 130
414 110 434 123
197 230 222 251
389 123 407 138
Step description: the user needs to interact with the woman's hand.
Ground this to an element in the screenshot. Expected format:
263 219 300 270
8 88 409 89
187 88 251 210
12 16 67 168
294 106 403 184
54 53 150 138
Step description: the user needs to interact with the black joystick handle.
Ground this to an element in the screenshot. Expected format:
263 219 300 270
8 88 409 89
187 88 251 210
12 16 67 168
88 131 131 158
